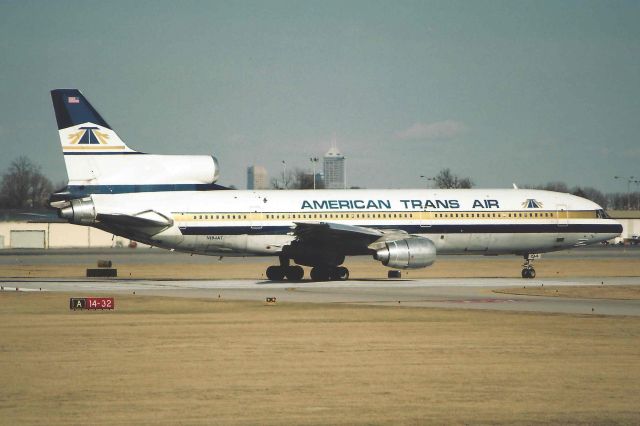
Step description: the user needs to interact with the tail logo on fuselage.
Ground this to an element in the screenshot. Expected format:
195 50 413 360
522 199 543 208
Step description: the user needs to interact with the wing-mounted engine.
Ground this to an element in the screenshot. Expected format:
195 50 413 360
373 237 436 269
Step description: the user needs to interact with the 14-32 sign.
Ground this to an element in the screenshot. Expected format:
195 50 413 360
70 297 115 310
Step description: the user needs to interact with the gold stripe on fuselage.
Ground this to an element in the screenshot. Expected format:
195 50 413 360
173 210 598 222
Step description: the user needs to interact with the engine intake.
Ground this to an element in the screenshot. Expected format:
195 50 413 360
59 198 96 225
375 237 436 269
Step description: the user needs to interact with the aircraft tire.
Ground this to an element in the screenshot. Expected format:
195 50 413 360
528 268 536 279
310 266 329 281
333 266 349 281
521 269 528 278
266 265 285 281
285 265 304 281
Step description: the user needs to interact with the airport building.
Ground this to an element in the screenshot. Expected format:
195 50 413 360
0 211 143 249
323 145 345 189
247 165 269 190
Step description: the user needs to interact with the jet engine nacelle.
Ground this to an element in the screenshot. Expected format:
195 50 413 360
374 237 436 269
59 197 96 225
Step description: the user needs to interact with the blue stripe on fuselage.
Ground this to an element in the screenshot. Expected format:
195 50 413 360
179 223 622 236
65 184 231 197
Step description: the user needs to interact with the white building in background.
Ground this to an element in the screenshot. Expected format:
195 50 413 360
323 145 345 189
247 165 269 190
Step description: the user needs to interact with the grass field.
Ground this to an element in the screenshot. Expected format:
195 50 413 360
1 292 639 425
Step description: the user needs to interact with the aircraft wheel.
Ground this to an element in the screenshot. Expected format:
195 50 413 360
310 266 329 281
521 269 529 279
266 265 285 281
528 268 536 279
285 265 304 281
332 266 349 281
388 270 401 279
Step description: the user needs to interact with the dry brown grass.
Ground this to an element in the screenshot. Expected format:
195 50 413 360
1 257 639 280
494 285 640 300
1 292 639 424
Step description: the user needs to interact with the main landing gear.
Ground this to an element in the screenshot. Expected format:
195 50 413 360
265 256 350 281
266 263 304 281
309 265 349 281
265 255 305 281
521 254 536 279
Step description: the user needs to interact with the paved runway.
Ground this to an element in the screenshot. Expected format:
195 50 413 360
3 276 640 316
1 245 639 265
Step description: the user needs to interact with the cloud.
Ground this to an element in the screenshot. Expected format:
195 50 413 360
394 120 467 142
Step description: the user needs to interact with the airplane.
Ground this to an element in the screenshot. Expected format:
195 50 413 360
49 89 623 281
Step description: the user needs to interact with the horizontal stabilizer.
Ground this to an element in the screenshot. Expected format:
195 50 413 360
97 210 173 233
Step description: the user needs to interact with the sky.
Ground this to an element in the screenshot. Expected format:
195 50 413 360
0 0 639 192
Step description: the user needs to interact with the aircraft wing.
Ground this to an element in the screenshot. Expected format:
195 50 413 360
292 222 399 254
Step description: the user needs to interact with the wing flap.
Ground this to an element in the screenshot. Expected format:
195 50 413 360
292 221 384 254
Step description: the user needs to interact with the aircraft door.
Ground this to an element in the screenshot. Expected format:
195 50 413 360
249 192 264 233
419 209 432 229
556 204 568 227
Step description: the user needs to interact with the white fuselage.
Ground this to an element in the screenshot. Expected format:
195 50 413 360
89 188 621 257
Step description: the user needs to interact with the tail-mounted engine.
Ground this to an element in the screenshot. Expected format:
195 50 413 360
374 237 436 269
59 198 96 225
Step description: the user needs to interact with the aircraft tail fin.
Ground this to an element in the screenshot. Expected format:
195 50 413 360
50 89 136 155
50 89 221 199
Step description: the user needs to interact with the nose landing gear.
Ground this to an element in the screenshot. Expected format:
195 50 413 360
521 254 536 279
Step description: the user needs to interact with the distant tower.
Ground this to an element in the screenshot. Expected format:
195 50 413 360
323 140 345 189
247 165 269 190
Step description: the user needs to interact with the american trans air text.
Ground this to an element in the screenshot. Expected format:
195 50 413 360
300 199 501 210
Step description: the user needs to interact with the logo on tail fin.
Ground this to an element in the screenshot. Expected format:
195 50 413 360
67 127 110 145
61 124 127 152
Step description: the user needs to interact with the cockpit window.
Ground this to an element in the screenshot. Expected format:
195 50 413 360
596 209 610 219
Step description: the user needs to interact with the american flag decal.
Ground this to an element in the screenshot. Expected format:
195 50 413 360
68 96 80 104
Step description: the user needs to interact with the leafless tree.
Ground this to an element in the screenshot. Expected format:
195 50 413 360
434 168 474 189
570 186 608 208
0 157 53 209
271 168 324 189
525 181 569 193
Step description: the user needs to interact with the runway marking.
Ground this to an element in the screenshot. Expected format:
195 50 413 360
0 287 43 292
